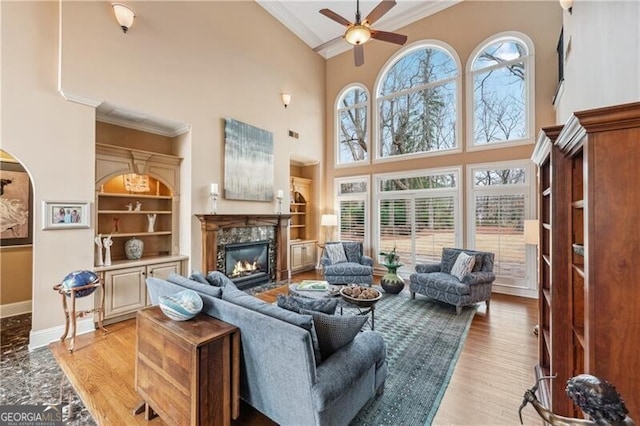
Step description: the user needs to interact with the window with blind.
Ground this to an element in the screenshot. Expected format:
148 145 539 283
376 169 461 271
467 161 535 294
335 176 369 248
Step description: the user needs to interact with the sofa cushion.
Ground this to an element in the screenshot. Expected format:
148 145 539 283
410 272 471 296
341 242 363 264
325 243 348 264
277 294 338 315
450 252 475 281
300 309 367 361
323 263 373 277
441 248 460 274
166 273 222 298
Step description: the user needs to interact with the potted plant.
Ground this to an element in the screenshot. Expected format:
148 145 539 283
379 245 404 294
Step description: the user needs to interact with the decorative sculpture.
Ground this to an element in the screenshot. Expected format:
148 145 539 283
126 202 133 211
519 375 635 425
134 201 142 211
103 235 113 266
147 213 156 233
94 233 104 266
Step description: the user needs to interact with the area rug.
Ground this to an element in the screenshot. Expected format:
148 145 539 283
250 282 477 425
349 290 477 426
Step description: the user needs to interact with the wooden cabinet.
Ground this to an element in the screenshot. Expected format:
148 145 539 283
290 176 311 241
290 240 317 272
97 257 187 324
95 143 188 324
135 306 240 426
532 102 640 419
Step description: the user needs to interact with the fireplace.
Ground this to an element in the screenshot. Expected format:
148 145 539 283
224 240 270 289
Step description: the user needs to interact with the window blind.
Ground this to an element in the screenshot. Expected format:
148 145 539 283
339 200 365 242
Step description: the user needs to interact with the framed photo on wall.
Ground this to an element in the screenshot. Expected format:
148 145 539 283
42 201 90 230
0 160 33 246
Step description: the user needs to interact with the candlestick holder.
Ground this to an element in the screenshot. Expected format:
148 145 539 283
276 195 283 215
210 191 218 214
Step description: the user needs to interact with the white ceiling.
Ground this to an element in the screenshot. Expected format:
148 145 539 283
257 0 461 59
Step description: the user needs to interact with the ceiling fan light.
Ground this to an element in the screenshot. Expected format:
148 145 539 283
345 25 371 45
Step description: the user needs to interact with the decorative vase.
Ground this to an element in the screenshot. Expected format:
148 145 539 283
125 237 144 260
147 214 156 233
380 263 405 294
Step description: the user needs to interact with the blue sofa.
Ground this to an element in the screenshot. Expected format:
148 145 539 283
145 272 387 425
409 248 496 314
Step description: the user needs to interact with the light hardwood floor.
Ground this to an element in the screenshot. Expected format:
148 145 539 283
50 271 541 425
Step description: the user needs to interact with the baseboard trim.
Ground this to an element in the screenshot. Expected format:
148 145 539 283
0 300 32 318
492 285 537 299
28 318 95 351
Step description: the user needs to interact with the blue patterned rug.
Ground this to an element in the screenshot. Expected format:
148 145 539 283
250 282 477 425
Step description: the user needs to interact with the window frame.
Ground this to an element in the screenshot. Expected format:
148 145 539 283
373 40 463 164
333 175 371 250
465 31 536 152
374 166 463 275
466 159 537 297
334 83 371 168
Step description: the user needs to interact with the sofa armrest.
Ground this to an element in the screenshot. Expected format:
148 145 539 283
360 255 374 267
311 331 386 411
415 262 441 273
462 271 496 285
320 254 331 268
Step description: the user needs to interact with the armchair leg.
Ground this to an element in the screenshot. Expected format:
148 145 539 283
410 291 415 299
486 299 490 310
456 306 462 315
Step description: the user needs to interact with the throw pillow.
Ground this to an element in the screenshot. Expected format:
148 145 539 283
206 271 236 288
450 252 476 281
300 309 367 361
189 270 209 285
325 243 348 264
342 242 362 264
277 294 339 315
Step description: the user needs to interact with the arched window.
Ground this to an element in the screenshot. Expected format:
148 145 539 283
468 32 535 148
336 84 369 166
375 41 461 160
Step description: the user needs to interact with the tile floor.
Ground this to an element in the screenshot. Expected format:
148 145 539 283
0 314 95 425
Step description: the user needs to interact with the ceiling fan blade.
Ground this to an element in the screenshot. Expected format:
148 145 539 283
371 30 408 45
313 35 344 53
354 44 364 67
319 8 352 27
365 0 397 25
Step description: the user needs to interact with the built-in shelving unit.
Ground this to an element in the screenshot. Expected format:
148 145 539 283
532 103 640 419
289 176 317 272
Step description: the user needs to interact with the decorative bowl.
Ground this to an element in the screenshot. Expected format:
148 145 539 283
339 285 382 307
60 270 100 298
159 289 203 321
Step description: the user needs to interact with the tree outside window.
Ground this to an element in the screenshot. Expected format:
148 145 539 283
337 86 369 165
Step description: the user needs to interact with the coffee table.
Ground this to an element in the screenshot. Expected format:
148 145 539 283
288 284 379 330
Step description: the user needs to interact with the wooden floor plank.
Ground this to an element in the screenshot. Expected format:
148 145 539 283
50 271 542 425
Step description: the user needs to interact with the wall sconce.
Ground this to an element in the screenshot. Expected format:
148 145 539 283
320 214 338 242
281 93 291 109
209 183 219 215
112 3 136 33
559 0 573 14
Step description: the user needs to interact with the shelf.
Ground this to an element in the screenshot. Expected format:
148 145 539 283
542 187 552 197
572 200 584 209
98 210 172 214
573 326 585 348
289 212 305 216
290 203 306 206
290 225 306 229
98 193 172 200
101 231 172 238
572 264 585 278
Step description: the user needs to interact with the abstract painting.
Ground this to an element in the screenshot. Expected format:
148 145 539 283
0 160 32 246
224 118 274 202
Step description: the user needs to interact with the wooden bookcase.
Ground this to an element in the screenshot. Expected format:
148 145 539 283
532 102 640 419
290 176 317 272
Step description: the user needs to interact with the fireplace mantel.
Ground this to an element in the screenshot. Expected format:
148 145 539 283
196 214 291 281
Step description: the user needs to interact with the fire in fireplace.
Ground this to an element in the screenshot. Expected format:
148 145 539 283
224 240 269 289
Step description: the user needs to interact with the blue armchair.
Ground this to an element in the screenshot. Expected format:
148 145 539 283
320 241 374 286
409 248 495 314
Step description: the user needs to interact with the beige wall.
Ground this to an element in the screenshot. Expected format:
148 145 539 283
323 1 561 250
1 1 325 339
96 122 174 155
0 244 32 307
556 1 640 122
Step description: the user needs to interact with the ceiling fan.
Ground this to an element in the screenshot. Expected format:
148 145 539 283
313 0 408 67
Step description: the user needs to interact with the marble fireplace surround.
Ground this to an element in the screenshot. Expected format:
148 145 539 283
196 214 291 282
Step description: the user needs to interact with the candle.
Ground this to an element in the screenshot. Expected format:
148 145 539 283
277 190 284 199
210 183 218 195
